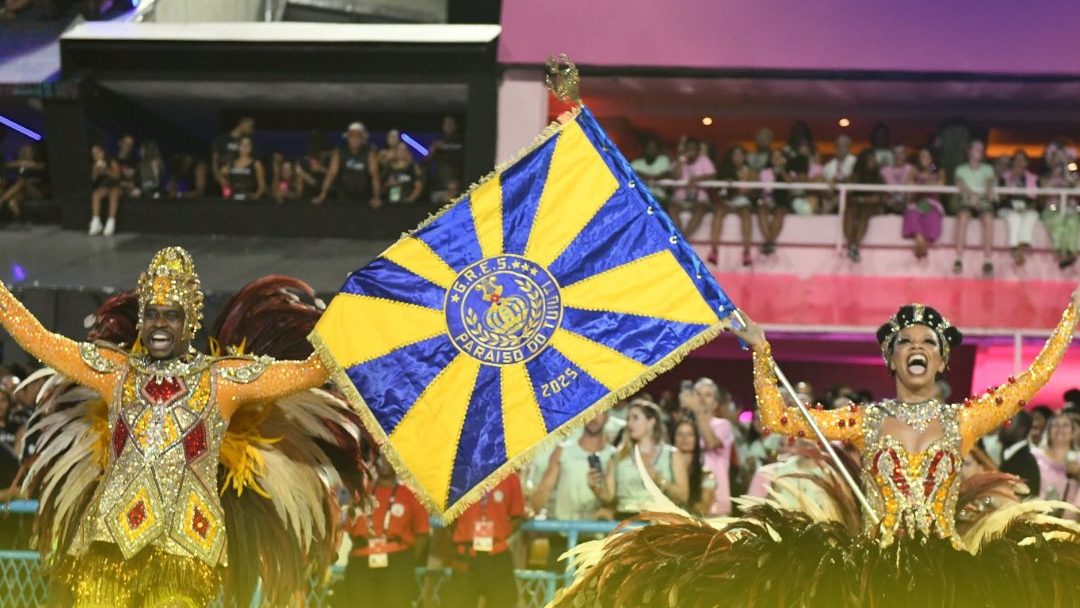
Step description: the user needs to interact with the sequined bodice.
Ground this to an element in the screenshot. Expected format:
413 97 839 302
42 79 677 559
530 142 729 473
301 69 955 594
73 355 230 566
861 401 963 545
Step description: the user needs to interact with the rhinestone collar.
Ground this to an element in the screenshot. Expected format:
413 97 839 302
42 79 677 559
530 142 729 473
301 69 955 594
129 349 209 382
877 398 945 433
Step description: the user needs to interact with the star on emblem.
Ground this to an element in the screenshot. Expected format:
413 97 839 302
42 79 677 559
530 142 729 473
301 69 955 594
451 294 461 303
528 266 539 277
511 260 522 269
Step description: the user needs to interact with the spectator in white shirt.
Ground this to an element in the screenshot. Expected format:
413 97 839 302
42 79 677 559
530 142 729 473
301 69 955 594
631 137 672 203
952 139 997 277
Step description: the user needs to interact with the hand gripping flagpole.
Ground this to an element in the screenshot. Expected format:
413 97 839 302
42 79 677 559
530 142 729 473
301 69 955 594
733 310 880 524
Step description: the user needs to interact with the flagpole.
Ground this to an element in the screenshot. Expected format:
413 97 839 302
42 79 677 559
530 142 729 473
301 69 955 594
733 310 880 524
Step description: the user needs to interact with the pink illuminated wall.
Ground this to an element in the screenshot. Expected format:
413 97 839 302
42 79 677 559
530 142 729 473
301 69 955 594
971 344 1080 409
500 0 1080 76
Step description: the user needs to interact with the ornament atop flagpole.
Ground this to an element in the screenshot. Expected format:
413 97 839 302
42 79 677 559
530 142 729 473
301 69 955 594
545 54 581 104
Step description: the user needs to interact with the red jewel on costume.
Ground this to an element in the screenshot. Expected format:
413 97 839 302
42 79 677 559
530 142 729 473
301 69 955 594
762 428 771 437
1007 376 1016 384
848 418 856 426
1002 420 1012 429
797 430 806 438
995 397 1004 405
1018 400 1026 407
780 416 788 425
838 420 846 428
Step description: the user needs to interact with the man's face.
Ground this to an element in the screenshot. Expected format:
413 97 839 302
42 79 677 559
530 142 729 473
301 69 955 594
238 118 255 135
836 137 851 157
140 304 189 360
347 130 366 149
584 411 608 435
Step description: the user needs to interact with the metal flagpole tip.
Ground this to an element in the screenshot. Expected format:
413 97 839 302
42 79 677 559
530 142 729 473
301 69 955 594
545 54 581 104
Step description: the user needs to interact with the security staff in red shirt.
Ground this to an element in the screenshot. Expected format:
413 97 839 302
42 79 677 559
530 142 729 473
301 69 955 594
336 453 429 608
443 474 525 608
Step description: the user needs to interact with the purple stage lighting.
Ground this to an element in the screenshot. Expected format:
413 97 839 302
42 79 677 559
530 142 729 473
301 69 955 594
0 116 42 141
400 132 429 156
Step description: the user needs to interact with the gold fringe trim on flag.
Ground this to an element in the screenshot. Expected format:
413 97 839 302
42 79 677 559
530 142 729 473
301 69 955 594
310 318 730 523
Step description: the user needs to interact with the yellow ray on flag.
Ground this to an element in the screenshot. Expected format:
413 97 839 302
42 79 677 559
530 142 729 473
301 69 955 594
389 354 483 511
548 328 648 391
382 236 458 289
469 177 504 259
312 294 445 367
500 363 549 462
561 250 721 325
523 122 619 267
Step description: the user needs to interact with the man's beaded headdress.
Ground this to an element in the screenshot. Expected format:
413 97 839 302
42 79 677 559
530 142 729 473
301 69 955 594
875 303 963 364
137 246 203 341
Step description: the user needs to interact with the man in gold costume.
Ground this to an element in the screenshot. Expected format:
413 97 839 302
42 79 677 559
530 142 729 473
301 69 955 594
0 247 333 607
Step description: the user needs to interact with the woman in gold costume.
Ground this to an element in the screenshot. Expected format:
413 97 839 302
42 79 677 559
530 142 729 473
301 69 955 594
1 247 363 607
553 289 1080 608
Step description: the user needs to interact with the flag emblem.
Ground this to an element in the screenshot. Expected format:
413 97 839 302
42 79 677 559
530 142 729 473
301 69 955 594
311 107 735 520
447 254 562 366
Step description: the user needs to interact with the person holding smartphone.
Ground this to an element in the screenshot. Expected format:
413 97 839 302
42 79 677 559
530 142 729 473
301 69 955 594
531 411 615 568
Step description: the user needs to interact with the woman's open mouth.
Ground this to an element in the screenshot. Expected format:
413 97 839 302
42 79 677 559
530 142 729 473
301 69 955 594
906 353 928 376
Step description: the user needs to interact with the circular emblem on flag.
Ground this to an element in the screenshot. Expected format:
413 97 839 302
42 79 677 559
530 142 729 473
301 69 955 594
390 503 405 517
445 254 562 366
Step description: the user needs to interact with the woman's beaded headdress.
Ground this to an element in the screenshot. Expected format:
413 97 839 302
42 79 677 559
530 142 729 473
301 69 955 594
875 303 963 363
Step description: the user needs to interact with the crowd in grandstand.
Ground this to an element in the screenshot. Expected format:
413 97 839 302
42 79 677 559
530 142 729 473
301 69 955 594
631 122 1080 273
3 354 1079 605
81 115 465 236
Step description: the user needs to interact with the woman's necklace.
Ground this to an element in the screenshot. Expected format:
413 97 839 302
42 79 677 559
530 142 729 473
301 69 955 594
879 398 944 433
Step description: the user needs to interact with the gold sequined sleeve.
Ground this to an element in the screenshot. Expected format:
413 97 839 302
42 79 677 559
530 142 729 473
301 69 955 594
959 303 1078 453
0 281 120 396
754 342 864 446
217 353 330 419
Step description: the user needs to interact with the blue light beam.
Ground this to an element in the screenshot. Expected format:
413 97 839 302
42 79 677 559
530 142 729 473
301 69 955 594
0 116 42 141
400 132 429 157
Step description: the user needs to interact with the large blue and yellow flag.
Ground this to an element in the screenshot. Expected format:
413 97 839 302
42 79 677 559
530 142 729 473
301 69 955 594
311 107 735 521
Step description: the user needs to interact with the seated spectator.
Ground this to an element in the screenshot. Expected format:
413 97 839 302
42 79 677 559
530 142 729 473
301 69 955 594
998 149 1040 267
757 148 793 256
903 147 945 259
429 116 464 205
667 137 716 237
786 140 822 215
166 153 207 198
879 144 913 214
843 149 883 262
630 136 671 204
88 144 120 236
115 134 137 198
821 134 856 214
743 410 782 472
952 139 997 277
869 122 894 168
338 452 429 608
212 116 255 193
0 143 47 221
711 145 756 267
999 410 1040 496
377 129 401 168
220 136 266 200
133 140 164 198
746 127 773 173
328 122 382 208
672 417 715 515
598 399 689 519
297 130 335 204
445 474 524 608
272 160 299 202
1040 158 1079 268
383 143 424 206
